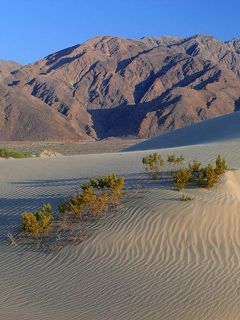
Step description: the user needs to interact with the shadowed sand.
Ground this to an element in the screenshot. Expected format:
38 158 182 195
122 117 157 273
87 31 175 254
2 117 240 319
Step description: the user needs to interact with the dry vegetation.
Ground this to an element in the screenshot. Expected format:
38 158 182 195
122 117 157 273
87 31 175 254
142 153 228 192
142 153 164 179
9 173 125 253
58 173 125 219
22 204 53 236
7 154 227 254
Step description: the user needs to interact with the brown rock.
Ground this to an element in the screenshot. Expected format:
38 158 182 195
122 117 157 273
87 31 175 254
1 35 240 141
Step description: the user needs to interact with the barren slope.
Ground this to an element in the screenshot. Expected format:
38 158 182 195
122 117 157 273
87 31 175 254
1 35 240 140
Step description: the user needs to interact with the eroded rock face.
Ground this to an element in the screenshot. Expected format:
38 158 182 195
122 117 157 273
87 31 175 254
1 35 240 141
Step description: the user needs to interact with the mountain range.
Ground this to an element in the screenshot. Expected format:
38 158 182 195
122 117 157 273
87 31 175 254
1 35 240 141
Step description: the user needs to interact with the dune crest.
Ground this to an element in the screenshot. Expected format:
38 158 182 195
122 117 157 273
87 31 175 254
217 170 240 200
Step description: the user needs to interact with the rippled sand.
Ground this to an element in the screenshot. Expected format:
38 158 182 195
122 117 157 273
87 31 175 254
1 133 240 319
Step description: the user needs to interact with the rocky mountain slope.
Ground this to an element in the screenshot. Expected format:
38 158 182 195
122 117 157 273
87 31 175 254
1 35 240 141
0 60 20 81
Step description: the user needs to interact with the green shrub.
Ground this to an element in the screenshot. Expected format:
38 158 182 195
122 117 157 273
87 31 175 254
175 155 185 165
81 173 125 205
215 154 227 175
167 154 185 172
198 164 219 188
167 154 175 164
59 174 125 218
189 159 201 174
58 193 86 219
142 153 164 178
0 147 32 159
173 168 193 191
22 204 53 235
167 154 184 164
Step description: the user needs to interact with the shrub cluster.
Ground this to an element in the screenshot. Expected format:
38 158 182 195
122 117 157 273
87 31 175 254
142 153 185 178
59 173 124 219
20 174 125 241
176 155 227 190
142 153 227 191
215 154 227 175
189 159 201 173
142 153 164 179
167 154 185 166
22 204 53 236
173 168 193 191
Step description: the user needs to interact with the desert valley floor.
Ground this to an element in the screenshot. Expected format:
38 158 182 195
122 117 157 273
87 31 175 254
2 114 240 319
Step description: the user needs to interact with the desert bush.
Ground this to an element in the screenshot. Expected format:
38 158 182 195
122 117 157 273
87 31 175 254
81 173 125 205
21 203 53 236
189 159 201 174
167 154 185 172
173 168 193 191
142 153 164 178
198 164 219 188
180 193 193 201
90 192 110 217
175 155 184 165
215 154 227 175
58 193 86 219
59 174 125 219
167 154 175 164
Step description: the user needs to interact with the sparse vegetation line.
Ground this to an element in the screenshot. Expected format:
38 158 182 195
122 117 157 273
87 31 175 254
11 173 125 253
0 147 33 159
142 152 228 200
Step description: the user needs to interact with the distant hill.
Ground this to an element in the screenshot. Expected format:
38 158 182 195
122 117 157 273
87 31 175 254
1 35 240 141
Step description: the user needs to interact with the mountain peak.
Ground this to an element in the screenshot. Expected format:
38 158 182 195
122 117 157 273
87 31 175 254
0 35 240 141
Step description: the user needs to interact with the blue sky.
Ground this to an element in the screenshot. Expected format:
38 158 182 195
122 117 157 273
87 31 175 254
1 0 239 64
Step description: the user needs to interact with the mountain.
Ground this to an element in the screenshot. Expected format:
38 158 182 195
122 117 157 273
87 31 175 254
0 60 21 81
1 35 240 141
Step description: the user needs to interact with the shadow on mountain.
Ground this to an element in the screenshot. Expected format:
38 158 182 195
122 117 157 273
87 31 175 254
88 95 181 139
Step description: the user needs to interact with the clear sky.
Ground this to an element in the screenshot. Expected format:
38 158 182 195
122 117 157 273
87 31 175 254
1 0 239 64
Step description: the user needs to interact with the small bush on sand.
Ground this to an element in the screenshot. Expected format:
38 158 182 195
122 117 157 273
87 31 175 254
21 204 53 236
198 164 219 188
142 153 164 179
189 159 201 174
215 154 227 175
173 168 193 191
59 174 125 219
58 193 86 219
180 193 193 201
81 173 125 205
167 154 185 172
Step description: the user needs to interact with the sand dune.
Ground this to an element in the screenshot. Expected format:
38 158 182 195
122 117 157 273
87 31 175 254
125 111 240 151
2 119 240 319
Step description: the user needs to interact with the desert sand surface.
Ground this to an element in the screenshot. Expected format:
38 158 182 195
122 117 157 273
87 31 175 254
125 111 240 151
2 117 240 319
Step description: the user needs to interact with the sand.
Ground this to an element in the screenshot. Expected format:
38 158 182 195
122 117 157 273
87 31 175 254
2 117 240 319
125 111 240 151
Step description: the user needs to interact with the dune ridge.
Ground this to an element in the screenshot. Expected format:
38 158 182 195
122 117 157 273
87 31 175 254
124 111 240 151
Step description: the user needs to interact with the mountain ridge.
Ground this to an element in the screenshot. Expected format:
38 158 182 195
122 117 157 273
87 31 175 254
1 34 240 141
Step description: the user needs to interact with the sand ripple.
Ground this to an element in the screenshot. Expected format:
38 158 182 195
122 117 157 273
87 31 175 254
1 143 240 319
